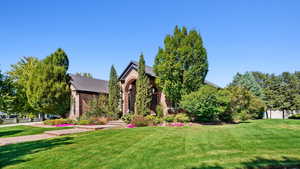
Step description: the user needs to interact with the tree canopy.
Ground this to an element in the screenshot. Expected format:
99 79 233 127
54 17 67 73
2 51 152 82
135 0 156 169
25 49 70 116
230 72 264 99
154 26 208 107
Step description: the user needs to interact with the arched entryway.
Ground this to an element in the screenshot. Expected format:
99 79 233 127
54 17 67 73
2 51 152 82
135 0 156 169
122 79 160 115
123 78 137 114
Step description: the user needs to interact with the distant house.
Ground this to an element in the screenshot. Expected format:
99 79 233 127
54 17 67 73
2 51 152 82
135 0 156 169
68 61 220 119
264 110 300 119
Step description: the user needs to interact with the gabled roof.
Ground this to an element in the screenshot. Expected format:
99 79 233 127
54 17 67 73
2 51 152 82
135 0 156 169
119 61 221 88
70 74 108 94
119 61 156 81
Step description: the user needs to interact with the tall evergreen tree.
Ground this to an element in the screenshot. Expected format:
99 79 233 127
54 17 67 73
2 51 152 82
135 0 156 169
108 65 120 115
154 26 208 107
26 49 70 117
135 54 151 115
230 72 264 99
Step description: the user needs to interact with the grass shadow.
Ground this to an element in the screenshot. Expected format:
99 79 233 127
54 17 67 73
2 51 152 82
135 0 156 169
241 156 300 169
0 130 23 137
0 137 74 168
187 156 300 169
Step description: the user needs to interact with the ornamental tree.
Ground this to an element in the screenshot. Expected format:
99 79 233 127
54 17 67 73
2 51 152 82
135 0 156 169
135 54 151 115
108 65 120 116
154 26 208 108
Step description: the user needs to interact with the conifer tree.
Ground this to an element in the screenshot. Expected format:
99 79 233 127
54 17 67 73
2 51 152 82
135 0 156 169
108 65 120 115
154 26 208 107
135 54 151 115
230 72 264 98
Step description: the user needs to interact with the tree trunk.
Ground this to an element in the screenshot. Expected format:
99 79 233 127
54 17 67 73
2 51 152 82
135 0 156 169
265 109 269 119
282 110 285 119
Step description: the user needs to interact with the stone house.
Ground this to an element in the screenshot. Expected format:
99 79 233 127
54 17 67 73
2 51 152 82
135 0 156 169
69 61 219 119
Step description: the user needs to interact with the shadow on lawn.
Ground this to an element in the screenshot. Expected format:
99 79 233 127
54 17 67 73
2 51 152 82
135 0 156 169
0 137 73 168
187 156 300 169
0 130 23 137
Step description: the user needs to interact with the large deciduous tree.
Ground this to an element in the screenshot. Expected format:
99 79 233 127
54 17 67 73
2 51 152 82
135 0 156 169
108 65 120 116
8 57 39 115
135 54 151 115
154 26 208 107
26 48 70 117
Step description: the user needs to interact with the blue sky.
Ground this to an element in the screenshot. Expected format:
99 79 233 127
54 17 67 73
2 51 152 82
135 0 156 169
0 0 299 87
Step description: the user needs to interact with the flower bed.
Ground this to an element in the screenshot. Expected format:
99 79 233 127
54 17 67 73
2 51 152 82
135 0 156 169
54 124 74 127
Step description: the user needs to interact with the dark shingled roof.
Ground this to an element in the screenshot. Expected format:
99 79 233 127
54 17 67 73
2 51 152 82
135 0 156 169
70 74 108 94
119 61 221 88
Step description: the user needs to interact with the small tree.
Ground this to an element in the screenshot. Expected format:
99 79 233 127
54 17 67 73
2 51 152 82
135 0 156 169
108 65 120 116
180 85 230 122
134 54 151 115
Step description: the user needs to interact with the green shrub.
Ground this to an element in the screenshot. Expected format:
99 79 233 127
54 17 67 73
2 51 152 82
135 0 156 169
78 120 91 125
155 104 164 117
289 114 300 119
0 118 3 124
89 117 108 125
174 113 190 123
180 85 230 122
154 116 163 125
145 115 163 125
226 86 266 122
131 115 149 127
164 115 175 123
145 115 156 121
43 118 74 125
121 114 134 124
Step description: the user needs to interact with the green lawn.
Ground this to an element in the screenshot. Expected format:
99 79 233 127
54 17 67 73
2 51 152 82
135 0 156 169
0 125 72 138
1 120 300 169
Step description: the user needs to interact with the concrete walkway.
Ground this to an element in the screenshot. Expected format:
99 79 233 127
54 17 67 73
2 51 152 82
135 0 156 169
0 134 55 146
0 120 126 146
0 122 43 128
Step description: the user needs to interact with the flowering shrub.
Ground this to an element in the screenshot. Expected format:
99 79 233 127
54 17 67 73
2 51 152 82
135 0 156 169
127 124 136 128
55 124 74 127
170 122 184 127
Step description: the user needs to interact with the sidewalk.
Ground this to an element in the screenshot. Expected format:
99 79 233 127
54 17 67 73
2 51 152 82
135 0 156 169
0 122 43 128
0 120 126 146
